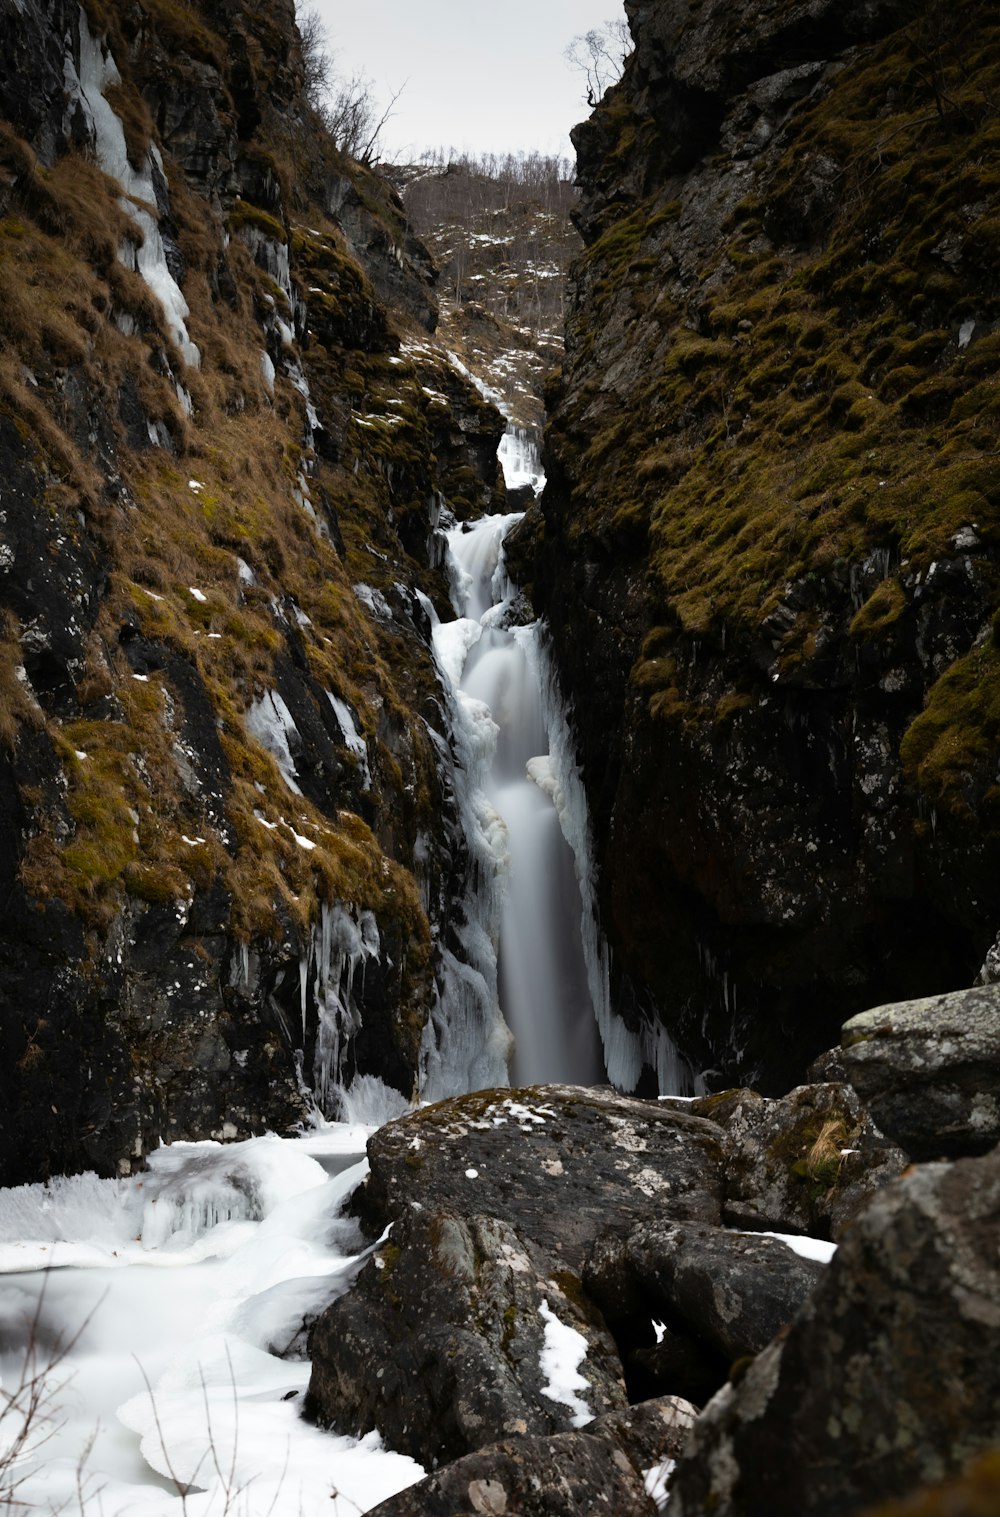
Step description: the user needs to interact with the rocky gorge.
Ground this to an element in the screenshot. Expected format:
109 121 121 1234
0 0 998 1512
513 0 1000 1094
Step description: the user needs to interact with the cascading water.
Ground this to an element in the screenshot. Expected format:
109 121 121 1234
437 505 606 1086
424 417 691 1097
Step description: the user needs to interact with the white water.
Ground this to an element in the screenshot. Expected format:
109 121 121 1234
437 510 605 1086
0 1131 424 1517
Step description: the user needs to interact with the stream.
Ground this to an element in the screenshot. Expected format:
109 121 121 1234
0 426 611 1515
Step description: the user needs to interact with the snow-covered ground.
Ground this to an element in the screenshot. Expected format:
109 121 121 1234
0 1130 424 1516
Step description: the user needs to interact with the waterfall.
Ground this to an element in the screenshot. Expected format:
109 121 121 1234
431 506 607 1087
421 405 689 1097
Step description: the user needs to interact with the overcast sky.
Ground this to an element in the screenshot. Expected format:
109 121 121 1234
308 0 629 162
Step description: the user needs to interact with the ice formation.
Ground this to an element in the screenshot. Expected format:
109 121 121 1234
71 15 201 370
245 690 303 795
0 1132 424 1515
328 693 372 790
302 903 383 1119
498 425 545 493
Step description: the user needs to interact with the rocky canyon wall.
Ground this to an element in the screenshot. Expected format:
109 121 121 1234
522 0 1000 1092
0 0 505 1182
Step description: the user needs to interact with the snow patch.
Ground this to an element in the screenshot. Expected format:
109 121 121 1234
645 1459 676 1511
537 1299 592 1428
755 1230 838 1265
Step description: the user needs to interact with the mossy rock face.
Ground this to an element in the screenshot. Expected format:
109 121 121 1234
0 0 505 1181
535 0 1000 1091
687 1082 907 1239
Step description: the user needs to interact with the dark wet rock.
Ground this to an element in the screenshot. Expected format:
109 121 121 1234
584 1220 823 1406
505 482 536 513
354 1085 726 1267
593 1219 824 1362
366 1430 658 1517
307 1205 628 1467
669 1145 1000 1517
537 0 1000 1098
839 986 1000 1159
309 1088 724 1461
326 169 439 334
629 1326 730 1408
691 1083 907 1238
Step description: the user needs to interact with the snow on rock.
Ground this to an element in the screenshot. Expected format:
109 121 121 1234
538 1299 593 1428
245 690 303 794
646 1458 676 1511
327 693 372 790
71 15 200 370
756 1230 838 1265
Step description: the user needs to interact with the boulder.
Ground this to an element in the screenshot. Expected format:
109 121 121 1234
689 1083 906 1237
354 1085 725 1269
365 1430 657 1516
307 1206 628 1467
365 1397 697 1517
585 1221 823 1404
586 1395 698 1472
668 1145 1000 1516
623 1221 823 1360
839 985 1000 1159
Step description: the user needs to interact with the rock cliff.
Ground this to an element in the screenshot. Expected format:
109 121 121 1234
0 0 505 1182
526 0 1000 1092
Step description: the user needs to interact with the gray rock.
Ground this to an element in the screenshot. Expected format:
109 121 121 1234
587 1395 698 1471
625 1221 824 1361
692 1083 907 1237
668 1145 1000 1516
585 1220 823 1407
366 1430 658 1516
355 1085 725 1269
307 1206 628 1468
976 928 1000 984
840 985 1000 1158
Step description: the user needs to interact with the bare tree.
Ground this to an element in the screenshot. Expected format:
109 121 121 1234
297 6 336 109
295 4 403 163
564 18 632 105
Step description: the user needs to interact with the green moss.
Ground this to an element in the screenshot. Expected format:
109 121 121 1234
554 0 1000 704
229 200 287 245
901 644 1000 816
850 579 907 640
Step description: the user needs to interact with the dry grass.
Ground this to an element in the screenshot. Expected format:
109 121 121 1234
0 81 450 986
804 1118 850 1188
